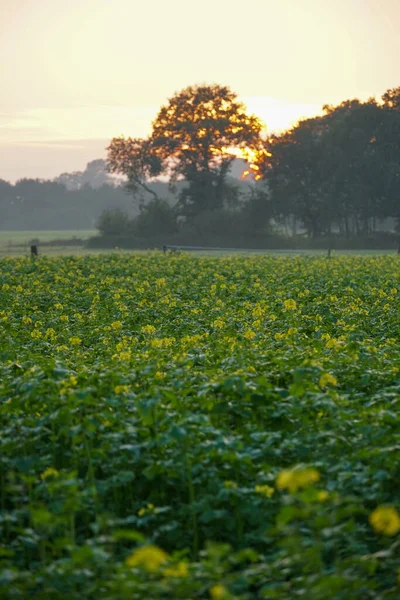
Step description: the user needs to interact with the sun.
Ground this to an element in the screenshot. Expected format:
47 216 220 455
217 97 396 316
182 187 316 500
218 146 270 181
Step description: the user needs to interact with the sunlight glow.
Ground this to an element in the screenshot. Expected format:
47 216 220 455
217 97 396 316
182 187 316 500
1 0 399 180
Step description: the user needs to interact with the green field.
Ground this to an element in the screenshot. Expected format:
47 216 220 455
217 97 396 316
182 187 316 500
1 253 400 598
0 230 398 257
0 230 96 256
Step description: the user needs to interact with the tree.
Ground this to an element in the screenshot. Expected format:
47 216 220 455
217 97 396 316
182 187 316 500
132 198 178 236
107 84 265 218
263 117 332 237
382 86 400 111
261 97 392 238
55 160 114 190
380 87 400 226
97 208 130 236
106 137 163 202
321 99 386 235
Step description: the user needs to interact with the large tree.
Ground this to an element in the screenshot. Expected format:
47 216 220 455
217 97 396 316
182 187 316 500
107 84 265 217
262 116 333 237
261 97 393 237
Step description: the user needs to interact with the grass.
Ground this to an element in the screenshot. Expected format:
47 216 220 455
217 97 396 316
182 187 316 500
0 230 96 256
0 230 398 257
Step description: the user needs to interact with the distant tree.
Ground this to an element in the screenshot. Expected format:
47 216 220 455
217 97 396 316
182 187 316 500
97 208 130 236
263 117 331 237
106 137 163 202
321 99 387 235
380 87 400 226
381 86 400 110
132 198 178 236
14 179 67 209
0 179 13 229
107 84 265 218
241 183 273 233
261 97 393 237
55 159 114 190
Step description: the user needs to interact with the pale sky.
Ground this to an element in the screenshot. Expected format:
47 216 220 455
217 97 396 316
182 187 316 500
1 0 399 181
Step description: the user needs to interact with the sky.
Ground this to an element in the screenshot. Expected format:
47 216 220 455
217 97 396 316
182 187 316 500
1 0 399 182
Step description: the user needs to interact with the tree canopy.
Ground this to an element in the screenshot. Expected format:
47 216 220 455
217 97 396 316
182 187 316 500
107 84 265 216
259 88 400 237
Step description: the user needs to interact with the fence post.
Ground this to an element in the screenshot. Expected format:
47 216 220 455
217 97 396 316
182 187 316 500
30 245 38 257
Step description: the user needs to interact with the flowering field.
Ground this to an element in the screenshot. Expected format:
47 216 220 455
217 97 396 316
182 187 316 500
1 253 400 599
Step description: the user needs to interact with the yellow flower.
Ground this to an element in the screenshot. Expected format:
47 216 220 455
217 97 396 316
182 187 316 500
125 545 169 571
317 490 329 502
210 584 229 599
244 328 256 340
163 561 188 578
325 338 339 349
40 467 59 480
319 373 338 387
69 337 82 346
114 385 130 394
255 484 275 498
30 330 43 339
224 480 237 489
213 318 225 329
138 503 155 517
369 506 400 536
284 299 297 310
111 320 123 330
252 305 264 317
276 467 320 493
141 324 156 335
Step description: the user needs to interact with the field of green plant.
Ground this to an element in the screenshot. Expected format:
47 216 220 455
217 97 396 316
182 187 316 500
1 253 400 599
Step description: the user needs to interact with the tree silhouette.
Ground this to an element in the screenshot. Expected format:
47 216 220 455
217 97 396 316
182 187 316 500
107 84 264 217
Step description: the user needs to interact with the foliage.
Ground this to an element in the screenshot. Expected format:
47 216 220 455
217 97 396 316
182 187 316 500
0 179 138 231
1 253 400 598
96 200 178 238
97 208 131 236
260 88 400 237
107 84 264 217
106 137 164 201
132 198 178 237
55 160 115 191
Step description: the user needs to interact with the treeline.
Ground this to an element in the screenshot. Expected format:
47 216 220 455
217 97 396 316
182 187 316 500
262 89 400 238
98 84 400 249
2 85 400 248
0 177 183 231
0 179 134 230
